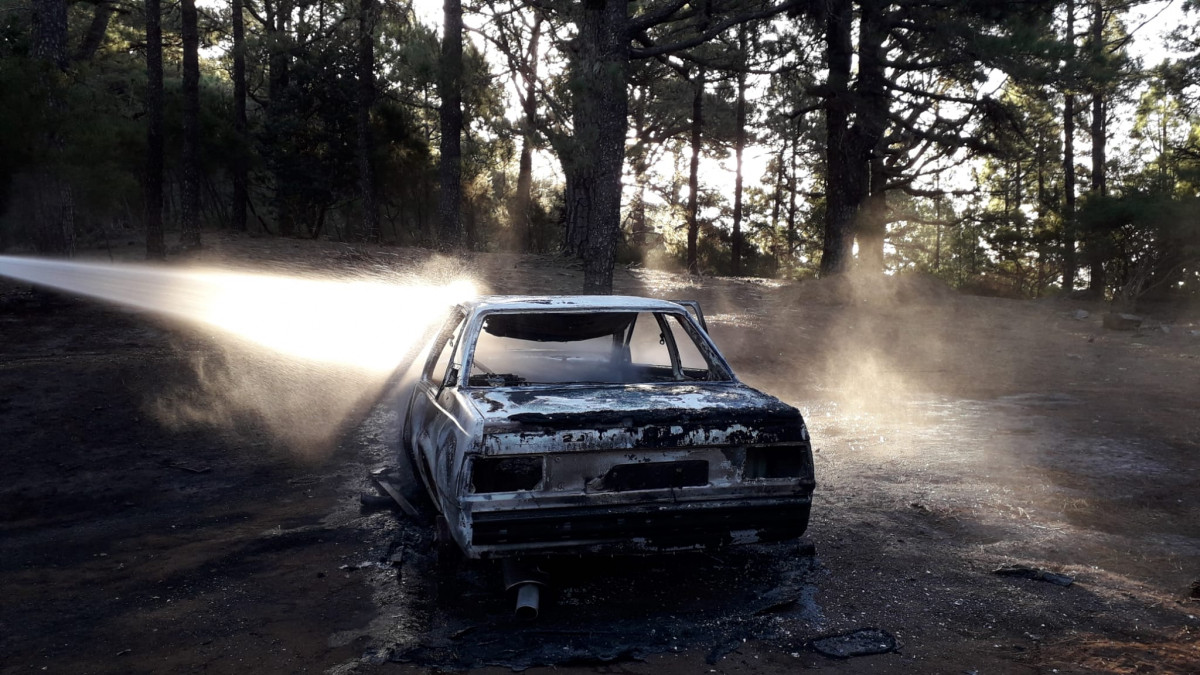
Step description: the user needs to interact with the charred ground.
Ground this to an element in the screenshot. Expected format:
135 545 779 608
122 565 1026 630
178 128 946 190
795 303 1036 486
1 234 1199 674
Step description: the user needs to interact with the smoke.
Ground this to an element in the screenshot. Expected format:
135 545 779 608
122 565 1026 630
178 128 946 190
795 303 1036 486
697 269 985 427
0 255 475 456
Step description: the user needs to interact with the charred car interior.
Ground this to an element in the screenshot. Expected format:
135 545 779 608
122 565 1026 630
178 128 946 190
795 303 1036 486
398 296 815 616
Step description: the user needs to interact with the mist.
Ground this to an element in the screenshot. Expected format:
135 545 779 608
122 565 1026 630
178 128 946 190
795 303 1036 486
0 255 475 456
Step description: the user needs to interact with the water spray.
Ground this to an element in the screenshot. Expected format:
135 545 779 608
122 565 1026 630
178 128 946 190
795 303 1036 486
0 255 476 373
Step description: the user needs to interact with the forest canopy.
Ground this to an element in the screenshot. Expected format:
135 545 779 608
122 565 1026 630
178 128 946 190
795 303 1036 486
2 0 1199 302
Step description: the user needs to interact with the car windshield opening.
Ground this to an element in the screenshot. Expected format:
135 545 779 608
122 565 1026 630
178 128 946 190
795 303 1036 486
468 311 724 386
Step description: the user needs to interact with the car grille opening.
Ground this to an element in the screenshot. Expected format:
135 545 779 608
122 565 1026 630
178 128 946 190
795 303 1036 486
744 446 806 479
471 456 544 493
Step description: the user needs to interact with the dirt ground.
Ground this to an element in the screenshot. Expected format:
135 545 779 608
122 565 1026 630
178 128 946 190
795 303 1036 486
2 233 1199 674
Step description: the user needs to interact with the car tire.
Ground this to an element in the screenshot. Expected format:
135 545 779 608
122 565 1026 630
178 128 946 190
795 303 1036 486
434 514 464 570
795 502 812 537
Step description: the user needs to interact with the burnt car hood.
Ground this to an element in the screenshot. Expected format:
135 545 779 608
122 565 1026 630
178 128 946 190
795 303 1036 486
467 384 807 451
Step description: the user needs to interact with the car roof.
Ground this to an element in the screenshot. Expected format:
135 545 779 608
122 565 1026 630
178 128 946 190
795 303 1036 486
459 295 687 313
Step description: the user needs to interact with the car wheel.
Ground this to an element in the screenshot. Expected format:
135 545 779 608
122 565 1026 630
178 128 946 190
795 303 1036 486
795 502 812 537
434 514 464 570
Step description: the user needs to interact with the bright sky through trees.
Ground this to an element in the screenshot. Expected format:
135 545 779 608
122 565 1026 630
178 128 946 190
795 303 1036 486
402 0 1188 208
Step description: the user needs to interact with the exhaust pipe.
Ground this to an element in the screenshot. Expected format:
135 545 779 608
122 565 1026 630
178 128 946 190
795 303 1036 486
502 558 548 620
514 583 540 620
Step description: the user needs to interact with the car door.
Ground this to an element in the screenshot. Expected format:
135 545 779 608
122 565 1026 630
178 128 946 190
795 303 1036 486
671 300 708 332
406 310 466 506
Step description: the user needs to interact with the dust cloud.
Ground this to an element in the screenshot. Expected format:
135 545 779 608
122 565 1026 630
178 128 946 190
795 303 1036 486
0 255 475 457
699 269 1039 439
804 271 961 418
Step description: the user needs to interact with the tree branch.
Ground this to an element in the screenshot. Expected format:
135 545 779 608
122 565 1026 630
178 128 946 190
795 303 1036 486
629 0 803 59
628 0 692 32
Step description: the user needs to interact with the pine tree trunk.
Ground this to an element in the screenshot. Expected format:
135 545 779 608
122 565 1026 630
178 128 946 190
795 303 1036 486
565 0 629 295
1089 92 1107 295
179 0 202 250
686 67 705 275
438 0 465 248
770 147 783 256
266 0 295 237
933 193 942 271
857 156 887 272
231 0 248 231
357 0 380 242
32 0 67 70
563 167 589 256
77 0 114 61
514 139 535 249
731 26 747 277
144 0 165 259
851 0 890 273
634 177 647 250
1036 138 1045 212
510 15 541 253
787 126 798 256
820 1 857 276
31 0 74 255
1087 0 1107 298
1062 0 1077 291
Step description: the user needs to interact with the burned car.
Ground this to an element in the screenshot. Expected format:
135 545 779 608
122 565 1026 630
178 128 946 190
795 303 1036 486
402 296 814 560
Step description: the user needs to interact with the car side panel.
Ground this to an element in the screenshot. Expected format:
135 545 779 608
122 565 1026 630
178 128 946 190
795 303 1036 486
414 388 482 551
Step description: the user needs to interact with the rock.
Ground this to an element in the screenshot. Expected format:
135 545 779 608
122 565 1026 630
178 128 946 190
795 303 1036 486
1102 313 1143 331
1073 309 1090 320
993 564 1074 587
1190 580 1200 599
1160 325 1171 334
811 628 897 659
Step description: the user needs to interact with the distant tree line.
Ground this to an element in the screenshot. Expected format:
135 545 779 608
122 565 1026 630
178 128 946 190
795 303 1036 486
1 0 1198 302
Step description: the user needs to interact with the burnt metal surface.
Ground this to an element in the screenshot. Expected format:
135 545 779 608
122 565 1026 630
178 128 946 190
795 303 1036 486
475 384 803 430
474 385 809 453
